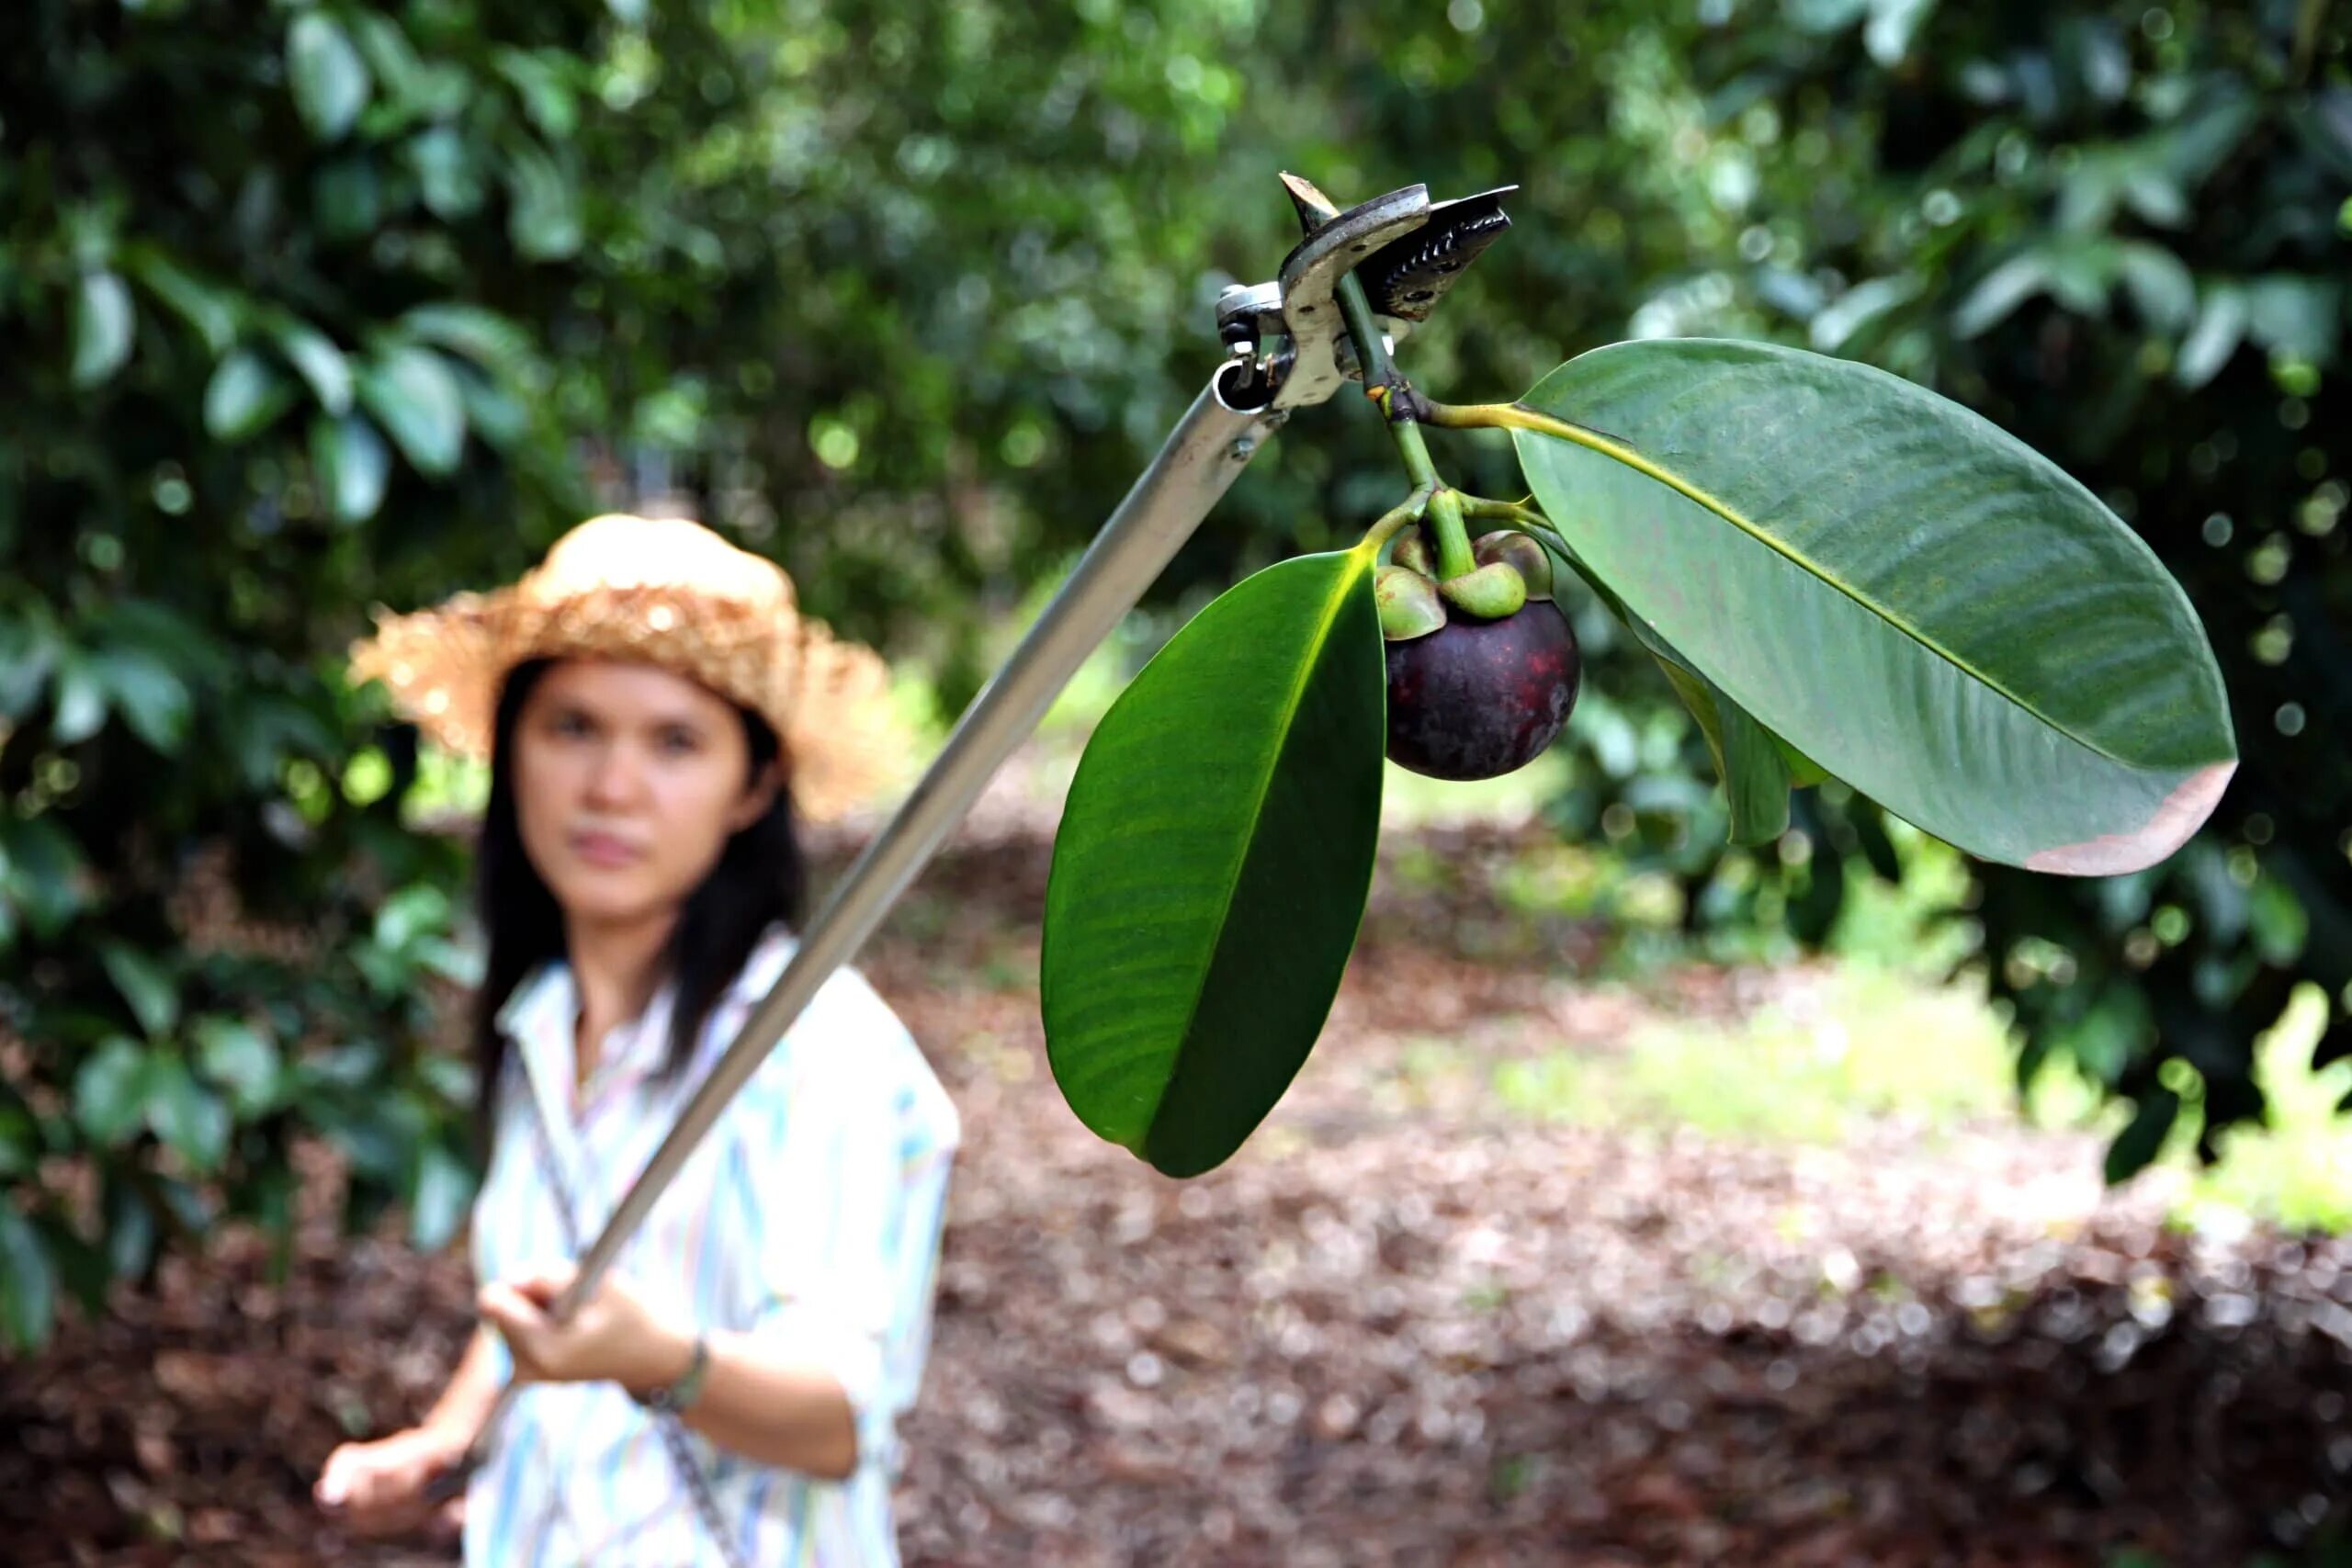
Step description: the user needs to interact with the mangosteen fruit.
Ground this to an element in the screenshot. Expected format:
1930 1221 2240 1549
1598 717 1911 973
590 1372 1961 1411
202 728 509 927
1380 530 1581 782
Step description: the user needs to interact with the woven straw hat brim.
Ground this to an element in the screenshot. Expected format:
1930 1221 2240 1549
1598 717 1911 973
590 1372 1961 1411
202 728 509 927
349 579 902 825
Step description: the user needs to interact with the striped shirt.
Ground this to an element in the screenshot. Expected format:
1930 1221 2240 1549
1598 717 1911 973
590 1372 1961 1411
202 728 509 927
462 922 959 1567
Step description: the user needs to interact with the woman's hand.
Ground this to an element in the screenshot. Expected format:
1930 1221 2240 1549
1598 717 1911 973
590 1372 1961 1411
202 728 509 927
477 1259 695 1396
313 1423 469 1540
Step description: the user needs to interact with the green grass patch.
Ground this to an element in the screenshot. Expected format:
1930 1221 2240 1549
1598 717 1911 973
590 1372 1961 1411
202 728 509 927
2174 984 2352 1235
1491 962 2090 1145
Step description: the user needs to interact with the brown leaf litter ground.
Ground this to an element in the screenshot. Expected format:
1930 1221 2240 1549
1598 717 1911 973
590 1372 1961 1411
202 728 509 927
4 814 2348 1566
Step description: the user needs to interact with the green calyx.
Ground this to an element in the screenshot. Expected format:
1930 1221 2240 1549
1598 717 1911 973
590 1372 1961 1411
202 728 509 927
1390 527 1437 577
1376 517 1551 635
1375 563 1446 642
1471 529 1553 601
1438 559 1527 620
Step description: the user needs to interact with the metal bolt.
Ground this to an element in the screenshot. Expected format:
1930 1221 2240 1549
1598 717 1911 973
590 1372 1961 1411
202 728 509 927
1228 436 1257 460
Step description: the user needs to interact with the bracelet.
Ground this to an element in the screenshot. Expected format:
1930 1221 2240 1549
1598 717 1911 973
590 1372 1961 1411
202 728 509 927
632 1332 712 1416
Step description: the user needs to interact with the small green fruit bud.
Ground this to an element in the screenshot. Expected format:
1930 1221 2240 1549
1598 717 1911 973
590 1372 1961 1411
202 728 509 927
1439 560 1527 621
1391 526 1436 577
1375 564 1447 642
1471 530 1553 601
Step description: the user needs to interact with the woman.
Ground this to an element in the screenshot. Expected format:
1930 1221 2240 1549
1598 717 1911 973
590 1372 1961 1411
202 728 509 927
311 513 958 1566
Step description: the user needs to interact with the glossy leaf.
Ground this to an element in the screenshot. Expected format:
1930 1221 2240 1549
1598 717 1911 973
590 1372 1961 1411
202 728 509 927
50 654 107 745
147 1053 231 1174
356 345 467 476
287 13 372 141
123 248 238 355
312 156 382 240
0 818 86 938
1547 536 1790 843
1660 660 1793 846
2104 1087 2180 1182
103 1176 157 1282
493 47 580 138
74 1036 151 1148
71 271 135 389
505 142 582 260
195 1017 282 1118
400 302 535 376
0 1204 54 1353
0 615 59 721
1044 547 1385 1178
406 126 486 219
101 942 178 1038
204 348 296 443
1514 338 2236 874
270 319 354 415
410 1144 472 1252
311 412 392 523
91 647 191 752
344 10 428 112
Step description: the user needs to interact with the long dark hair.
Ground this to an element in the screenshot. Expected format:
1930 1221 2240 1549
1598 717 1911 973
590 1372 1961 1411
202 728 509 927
467 657 808 1151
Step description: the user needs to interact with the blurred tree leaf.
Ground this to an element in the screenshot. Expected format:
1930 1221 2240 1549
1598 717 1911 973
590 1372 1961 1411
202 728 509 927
311 412 392 525
269 319 355 417
194 1017 282 1119
0 1205 56 1354
146 1052 231 1174
287 13 372 142
410 1144 472 1252
70 271 135 389
2104 1087 2179 1183
74 1037 152 1149
204 349 298 443
100 942 177 1039
357 346 467 476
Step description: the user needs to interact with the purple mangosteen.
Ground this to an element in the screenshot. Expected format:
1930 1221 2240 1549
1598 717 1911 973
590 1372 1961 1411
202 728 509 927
1380 528 1583 782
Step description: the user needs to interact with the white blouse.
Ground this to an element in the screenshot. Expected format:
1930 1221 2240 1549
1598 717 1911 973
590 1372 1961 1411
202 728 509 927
463 923 959 1566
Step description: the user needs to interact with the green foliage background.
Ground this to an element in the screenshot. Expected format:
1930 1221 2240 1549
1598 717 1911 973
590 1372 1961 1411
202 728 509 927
0 0 2344 1350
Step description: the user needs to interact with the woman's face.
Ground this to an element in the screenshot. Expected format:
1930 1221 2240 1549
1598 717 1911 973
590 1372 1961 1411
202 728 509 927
512 659 779 928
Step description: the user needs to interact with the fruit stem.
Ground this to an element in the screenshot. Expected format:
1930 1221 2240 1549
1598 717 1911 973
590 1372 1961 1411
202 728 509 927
1419 400 1723 528
1424 488 1476 581
1334 269 1445 496
1385 412 1442 493
1457 495 1552 534
1357 484 1434 558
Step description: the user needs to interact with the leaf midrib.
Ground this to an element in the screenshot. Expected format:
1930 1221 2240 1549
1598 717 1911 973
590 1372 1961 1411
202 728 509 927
1145 552 1365 1142
1515 401 2146 770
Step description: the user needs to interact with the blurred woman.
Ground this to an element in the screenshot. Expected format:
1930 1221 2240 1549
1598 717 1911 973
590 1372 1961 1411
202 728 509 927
313 513 956 1567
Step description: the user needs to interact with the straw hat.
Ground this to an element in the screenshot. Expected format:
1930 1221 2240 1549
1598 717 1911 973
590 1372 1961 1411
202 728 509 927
348 513 903 822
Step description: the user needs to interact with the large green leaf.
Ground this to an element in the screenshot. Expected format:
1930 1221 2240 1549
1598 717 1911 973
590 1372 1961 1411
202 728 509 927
1513 339 2235 874
1043 547 1385 1178
1654 657 1792 846
1546 536 1790 844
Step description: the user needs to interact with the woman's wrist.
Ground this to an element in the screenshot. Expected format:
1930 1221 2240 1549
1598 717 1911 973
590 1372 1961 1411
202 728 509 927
619 1320 700 1402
